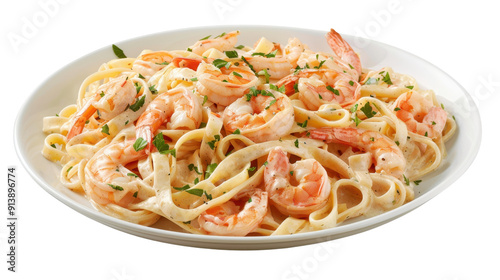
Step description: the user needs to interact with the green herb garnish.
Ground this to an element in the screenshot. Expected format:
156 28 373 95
112 44 127 58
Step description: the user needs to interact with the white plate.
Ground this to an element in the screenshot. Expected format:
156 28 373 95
14 25 481 250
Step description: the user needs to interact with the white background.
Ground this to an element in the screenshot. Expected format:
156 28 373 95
1 0 499 279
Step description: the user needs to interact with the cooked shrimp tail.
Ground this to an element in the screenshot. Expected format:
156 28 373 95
67 75 136 140
326 28 362 80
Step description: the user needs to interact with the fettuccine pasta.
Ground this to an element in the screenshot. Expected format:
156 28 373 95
42 28 456 236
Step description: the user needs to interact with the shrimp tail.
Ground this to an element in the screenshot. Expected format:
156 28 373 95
172 57 203 71
66 96 98 140
275 74 300 96
326 29 362 79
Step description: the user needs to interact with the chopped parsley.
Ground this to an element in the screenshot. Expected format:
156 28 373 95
134 82 142 94
297 120 308 128
204 191 213 200
173 185 191 191
186 188 204 197
225 50 239 58
188 164 203 175
352 114 362 126
350 103 359 113
265 99 276 110
207 135 220 150
326 85 340 96
112 44 127 58
382 72 393 85
205 163 218 178
257 69 270 83
214 32 226 39
240 56 255 73
129 95 146 112
269 84 286 93
101 124 110 135
153 133 176 157
314 60 326 69
245 87 275 101
251 49 277 58
133 137 148 151
360 102 377 118
108 183 124 191
148 85 158 94
213 59 231 69
403 174 410 186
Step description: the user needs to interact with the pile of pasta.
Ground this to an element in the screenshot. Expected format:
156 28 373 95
42 29 456 236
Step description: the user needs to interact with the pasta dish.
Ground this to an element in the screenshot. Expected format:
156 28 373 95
41 28 457 236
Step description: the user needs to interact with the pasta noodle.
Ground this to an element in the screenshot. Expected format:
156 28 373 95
41 28 457 236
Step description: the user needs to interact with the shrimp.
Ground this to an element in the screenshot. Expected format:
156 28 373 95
276 69 361 110
326 28 362 81
189 31 240 56
196 60 258 106
84 140 146 207
242 38 304 80
307 127 406 178
392 91 447 138
198 188 268 236
284 37 306 67
67 75 136 140
135 87 202 153
222 90 294 142
264 147 331 217
132 50 178 79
